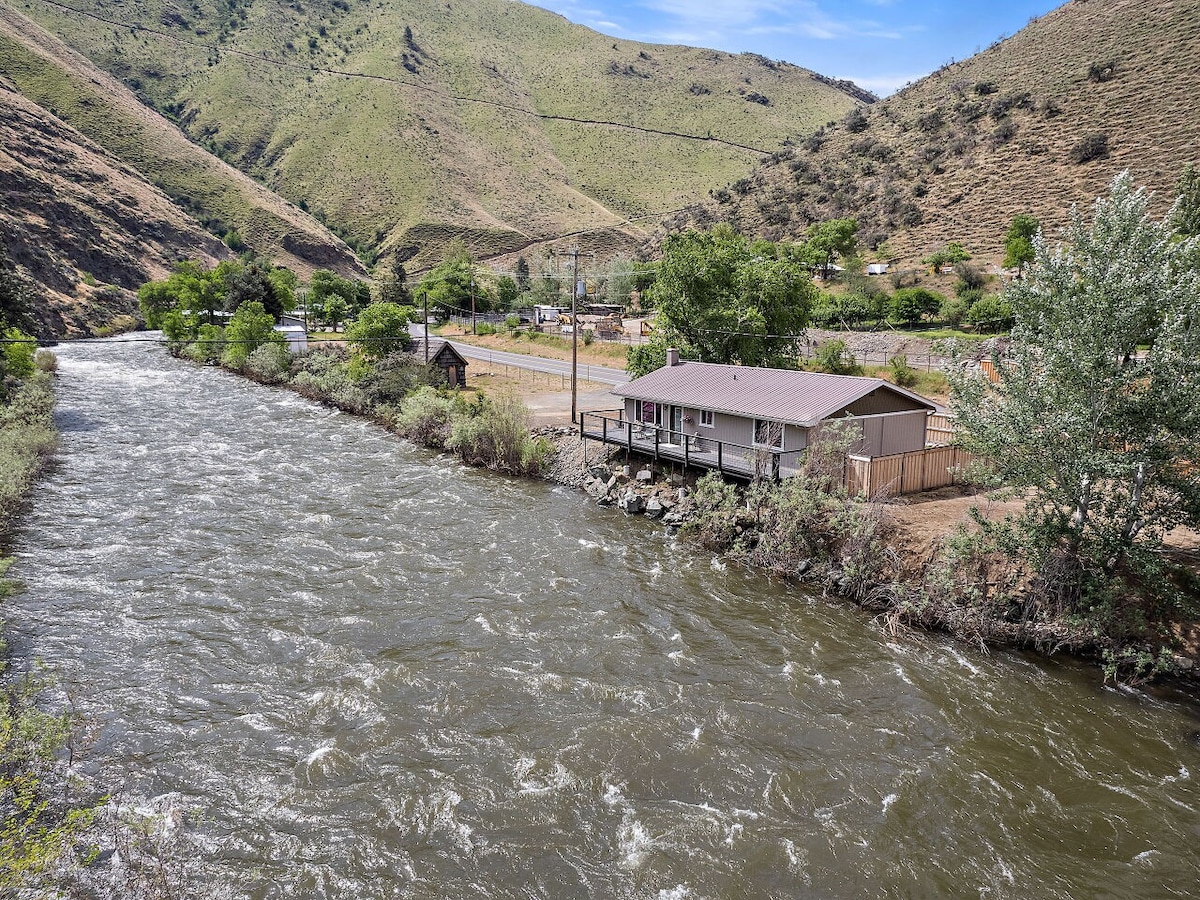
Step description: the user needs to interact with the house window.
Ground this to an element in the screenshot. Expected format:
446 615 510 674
699 409 715 428
639 401 657 424
753 419 784 449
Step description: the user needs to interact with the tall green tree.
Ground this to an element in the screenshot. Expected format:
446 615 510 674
803 218 858 280
221 301 284 368
346 302 414 360
378 256 413 307
628 226 815 377
922 241 971 272
418 239 476 315
308 269 359 328
221 258 289 321
948 173 1200 607
495 276 520 311
1002 214 1040 275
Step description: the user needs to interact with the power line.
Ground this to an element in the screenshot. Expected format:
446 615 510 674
30 0 776 155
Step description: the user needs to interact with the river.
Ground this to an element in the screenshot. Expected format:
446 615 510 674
5 337 1200 898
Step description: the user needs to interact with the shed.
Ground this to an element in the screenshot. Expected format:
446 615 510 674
411 338 470 388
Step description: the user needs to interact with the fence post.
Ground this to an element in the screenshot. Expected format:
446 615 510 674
717 441 724 476
654 428 660 461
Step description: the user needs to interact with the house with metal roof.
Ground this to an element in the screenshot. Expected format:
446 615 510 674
580 349 938 480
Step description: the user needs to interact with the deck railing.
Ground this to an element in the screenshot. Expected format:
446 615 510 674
579 410 802 480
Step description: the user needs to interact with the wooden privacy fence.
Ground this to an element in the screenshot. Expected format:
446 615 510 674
846 445 973 497
926 413 956 445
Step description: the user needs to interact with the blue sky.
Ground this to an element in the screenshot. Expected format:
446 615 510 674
532 0 1061 96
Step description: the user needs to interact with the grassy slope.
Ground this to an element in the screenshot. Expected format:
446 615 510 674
685 0 1200 265
0 3 365 279
15 0 862 267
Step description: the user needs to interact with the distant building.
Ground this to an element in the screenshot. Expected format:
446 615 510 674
866 263 890 275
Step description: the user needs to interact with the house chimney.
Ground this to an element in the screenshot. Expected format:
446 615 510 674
666 347 680 367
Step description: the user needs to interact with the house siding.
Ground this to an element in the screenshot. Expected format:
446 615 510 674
850 410 928 456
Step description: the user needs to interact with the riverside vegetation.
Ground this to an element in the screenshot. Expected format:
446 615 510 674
139 259 552 478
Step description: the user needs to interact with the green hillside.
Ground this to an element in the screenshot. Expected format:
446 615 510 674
13 0 864 267
0 3 365 280
680 0 1200 266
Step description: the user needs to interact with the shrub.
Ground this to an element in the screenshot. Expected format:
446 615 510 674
2 329 36 383
1087 59 1117 83
1069 132 1109 164
954 262 987 291
813 339 862 376
940 297 971 327
184 323 224 363
888 355 918 387
0 372 57 524
581 329 594 346
33 351 56 373
393 386 457 448
842 107 869 133
475 323 497 336
244 343 292 383
446 391 550 475
681 472 742 551
965 294 1014 332
359 352 439 406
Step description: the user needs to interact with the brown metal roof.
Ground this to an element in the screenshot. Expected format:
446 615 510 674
612 361 936 425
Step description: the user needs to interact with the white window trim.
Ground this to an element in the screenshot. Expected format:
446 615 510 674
752 419 785 450
699 409 715 428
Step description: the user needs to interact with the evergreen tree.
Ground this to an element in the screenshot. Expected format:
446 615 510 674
514 256 531 292
379 256 413 306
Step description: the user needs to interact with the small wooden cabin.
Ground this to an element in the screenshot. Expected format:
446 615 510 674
411 338 469 388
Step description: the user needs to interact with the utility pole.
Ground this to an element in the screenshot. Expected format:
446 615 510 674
470 278 476 336
422 290 429 363
562 246 592 424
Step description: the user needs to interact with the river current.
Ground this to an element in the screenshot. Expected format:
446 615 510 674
5 337 1200 898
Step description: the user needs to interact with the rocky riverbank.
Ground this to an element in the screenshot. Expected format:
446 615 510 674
539 427 699 528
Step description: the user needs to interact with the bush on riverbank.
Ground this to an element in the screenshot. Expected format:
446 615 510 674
190 339 552 478
0 370 58 528
684 424 897 602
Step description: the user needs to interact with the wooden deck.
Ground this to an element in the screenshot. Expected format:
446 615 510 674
580 410 803 480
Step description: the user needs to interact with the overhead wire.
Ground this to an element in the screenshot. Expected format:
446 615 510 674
30 0 777 155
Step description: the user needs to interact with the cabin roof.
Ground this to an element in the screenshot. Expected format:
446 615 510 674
410 338 468 367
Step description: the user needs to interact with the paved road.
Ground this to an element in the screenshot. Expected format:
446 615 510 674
411 325 630 385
